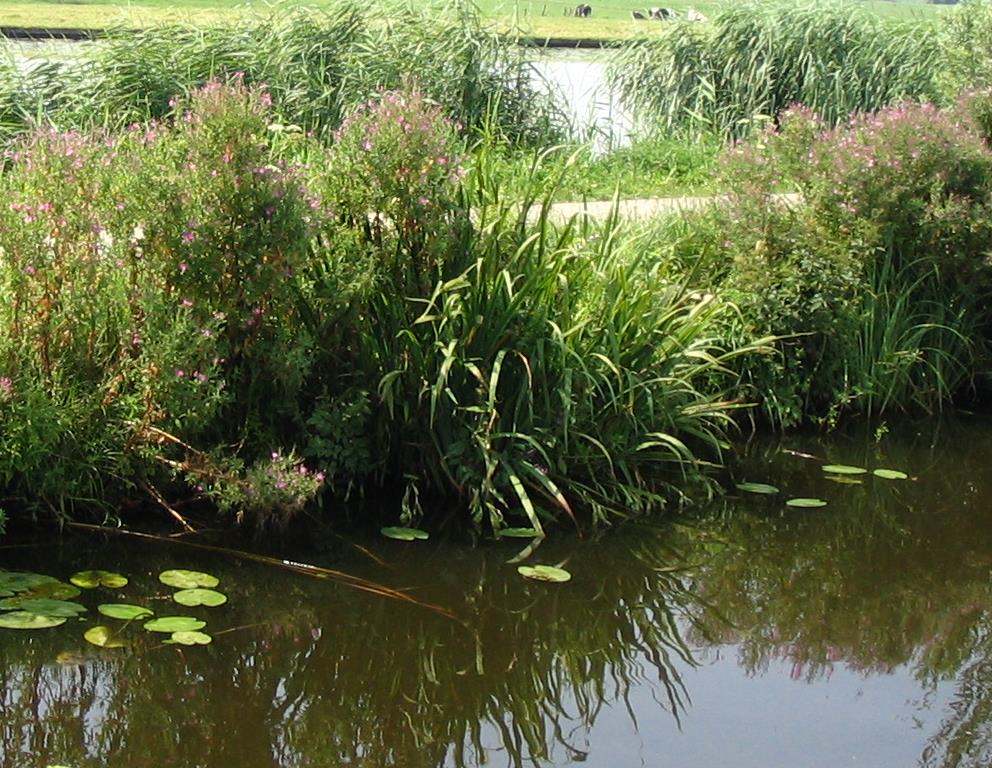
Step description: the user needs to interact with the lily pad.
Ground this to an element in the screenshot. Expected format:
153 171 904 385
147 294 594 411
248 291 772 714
736 482 780 495
98 603 154 621
0 571 58 593
824 475 863 485
497 527 541 538
84 625 126 648
0 598 86 618
821 464 867 475
16 581 82 601
71 570 129 589
0 611 67 629
167 630 212 646
159 570 219 589
144 616 206 633
517 565 572 583
873 468 908 480
381 526 429 541
172 588 227 607
786 497 828 508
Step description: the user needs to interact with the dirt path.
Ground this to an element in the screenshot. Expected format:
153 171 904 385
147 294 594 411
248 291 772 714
537 192 802 223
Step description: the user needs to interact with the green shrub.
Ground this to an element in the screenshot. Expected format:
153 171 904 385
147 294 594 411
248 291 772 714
673 100 992 425
940 0 992 92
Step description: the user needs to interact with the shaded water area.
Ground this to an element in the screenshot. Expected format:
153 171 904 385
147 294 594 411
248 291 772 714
5 417 992 767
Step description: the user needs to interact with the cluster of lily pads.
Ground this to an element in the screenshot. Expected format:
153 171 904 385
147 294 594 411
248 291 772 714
0 567 227 647
380 525 572 583
737 462 909 507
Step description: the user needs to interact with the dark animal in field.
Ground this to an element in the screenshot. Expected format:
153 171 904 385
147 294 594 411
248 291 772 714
631 10 646 19
649 7 674 19
574 4 592 16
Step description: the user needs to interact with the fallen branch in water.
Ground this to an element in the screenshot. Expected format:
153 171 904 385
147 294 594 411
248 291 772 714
66 522 460 622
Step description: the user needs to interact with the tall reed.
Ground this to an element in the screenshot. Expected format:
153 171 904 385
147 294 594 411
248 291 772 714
609 1 941 139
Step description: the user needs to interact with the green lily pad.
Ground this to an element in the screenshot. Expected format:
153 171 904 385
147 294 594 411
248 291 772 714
786 497 828 508
84 625 126 648
517 565 572 583
0 611 67 629
0 598 86 618
736 482 780 495
98 603 154 621
172 588 227 607
873 468 908 480
167 630 213 646
159 570 219 589
381 526 429 541
71 570 129 589
0 589 11 598
497 527 541 538
821 464 867 475
144 616 207 633
16 581 82 601
824 475 863 485
0 571 58 593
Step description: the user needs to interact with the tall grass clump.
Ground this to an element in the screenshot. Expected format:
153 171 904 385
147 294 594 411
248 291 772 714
0 2 566 150
609 1 940 139
0 78 756 535
940 0 992 92
660 101 992 426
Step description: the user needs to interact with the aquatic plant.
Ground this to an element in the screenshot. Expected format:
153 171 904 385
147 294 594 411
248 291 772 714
609 1 940 139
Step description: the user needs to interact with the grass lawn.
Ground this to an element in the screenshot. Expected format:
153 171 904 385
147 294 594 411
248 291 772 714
2 0 946 39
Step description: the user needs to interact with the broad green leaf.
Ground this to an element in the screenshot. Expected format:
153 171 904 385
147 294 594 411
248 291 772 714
517 565 572 583
824 475 862 485
71 570 128 589
20 581 82 600
821 464 867 475
84 625 126 648
159 570 219 589
381 526 429 541
736 482 779 494
0 571 58 593
0 611 66 629
98 603 154 621
498 527 541 538
873 468 908 480
172 588 227 607
0 598 86 618
167 630 212 646
786 497 828 508
144 616 206 633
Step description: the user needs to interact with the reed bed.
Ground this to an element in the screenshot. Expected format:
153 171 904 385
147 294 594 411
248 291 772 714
608 1 941 138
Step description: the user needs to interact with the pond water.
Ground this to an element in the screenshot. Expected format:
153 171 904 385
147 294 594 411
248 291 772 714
4 417 992 767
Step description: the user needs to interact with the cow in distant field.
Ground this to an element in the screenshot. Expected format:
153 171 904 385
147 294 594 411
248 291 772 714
630 9 646 19
574 4 592 16
649 7 674 19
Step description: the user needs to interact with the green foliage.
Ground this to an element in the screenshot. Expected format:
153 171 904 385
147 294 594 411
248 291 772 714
665 100 992 425
0 4 565 150
609 1 940 139
939 0 992 92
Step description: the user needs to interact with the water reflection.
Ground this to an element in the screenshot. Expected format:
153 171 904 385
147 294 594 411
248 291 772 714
4 419 992 767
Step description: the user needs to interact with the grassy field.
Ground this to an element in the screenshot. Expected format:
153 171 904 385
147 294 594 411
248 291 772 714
1 0 946 39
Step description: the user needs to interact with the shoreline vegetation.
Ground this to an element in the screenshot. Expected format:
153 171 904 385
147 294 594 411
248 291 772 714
2 0 992 540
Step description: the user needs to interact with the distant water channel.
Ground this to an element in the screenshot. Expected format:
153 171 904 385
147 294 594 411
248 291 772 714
4 417 992 767
2 40 634 150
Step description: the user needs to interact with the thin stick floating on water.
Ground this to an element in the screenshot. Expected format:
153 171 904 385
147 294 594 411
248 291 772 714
66 522 460 621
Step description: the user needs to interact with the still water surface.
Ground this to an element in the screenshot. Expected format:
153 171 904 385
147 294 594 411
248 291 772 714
3 418 992 767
